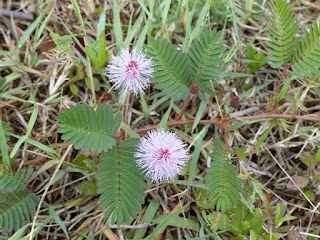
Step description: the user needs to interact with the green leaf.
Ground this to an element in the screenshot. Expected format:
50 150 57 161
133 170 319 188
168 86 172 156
304 189 315 202
49 206 69 239
76 181 98 195
96 138 146 225
291 21 320 78
192 99 208 131
255 126 273 148
57 104 121 153
72 155 96 172
266 0 299 68
133 199 160 239
308 228 320 240
145 203 190 239
84 48 99 67
10 135 28 158
188 128 208 192
0 165 36 191
0 190 39 233
144 37 192 100
159 98 173 129
70 83 79 96
151 215 199 231
275 203 286 224
189 29 226 95
205 139 243 212
98 32 108 68
276 215 297 224
0 121 10 165
120 122 140 138
85 77 100 91
113 0 123 51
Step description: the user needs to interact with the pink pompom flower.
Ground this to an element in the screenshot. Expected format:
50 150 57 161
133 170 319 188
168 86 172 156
135 129 190 183
106 47 154 96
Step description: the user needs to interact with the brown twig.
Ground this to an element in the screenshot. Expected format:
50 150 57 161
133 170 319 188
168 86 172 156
222 120 229 148
0 9 34 20
133 113 320 133
271 63 290 113
175 93 193 121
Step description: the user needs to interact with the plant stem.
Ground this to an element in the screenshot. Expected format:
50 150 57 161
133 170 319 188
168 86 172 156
222 120 229 148
124 91 131 124
0 9 34 20
271 63 290 113
134 113 320 133
175 93 193 121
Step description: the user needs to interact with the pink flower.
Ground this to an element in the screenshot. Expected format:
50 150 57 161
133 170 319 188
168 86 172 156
135 129 190 183
106 47 154 96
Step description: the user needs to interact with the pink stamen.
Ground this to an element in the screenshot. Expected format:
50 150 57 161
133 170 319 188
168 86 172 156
156 148 170 162
126 61 138 77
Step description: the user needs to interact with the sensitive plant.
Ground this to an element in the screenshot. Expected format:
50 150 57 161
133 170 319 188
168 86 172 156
135 129 190 183
106 47 154 96
52 25 246 226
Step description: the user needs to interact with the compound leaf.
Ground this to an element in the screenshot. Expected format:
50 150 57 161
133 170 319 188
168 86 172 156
189 29 226 95
144 37 192 100
266 0 299 68
56 104 121 153
96 138 146 225
0 165 36 191
0 190 39 233
205 139 243 212
291 21 320 78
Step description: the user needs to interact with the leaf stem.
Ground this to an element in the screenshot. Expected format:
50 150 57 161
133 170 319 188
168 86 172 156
175 92 193 121
134 113 320 133
124 91 131 124
271 63 290 113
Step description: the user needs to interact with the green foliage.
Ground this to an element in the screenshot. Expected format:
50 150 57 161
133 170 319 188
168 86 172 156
266 0 299 68
189 30 226 95
0 165 36 191
201 198 297 238
274 203 296 225
0 190 39 233
245 45 268 74
266 0 320 79
203 206 266 236
96 138 146 225
72 154 97 172
144 37 192 100
291 21 320 78
201 198 267 237
76 181 98 196
56 104 121 153
299 150 320 167
205 139 243 212
145 29 230 99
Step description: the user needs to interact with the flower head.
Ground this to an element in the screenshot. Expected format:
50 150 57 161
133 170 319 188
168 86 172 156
135 129 190 183
106 47 154 96
230 95 240 109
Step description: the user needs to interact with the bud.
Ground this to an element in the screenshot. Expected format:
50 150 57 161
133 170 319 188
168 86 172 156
98 92 112 103
279 98 287 106
230 96 240 108
190 84 200 94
